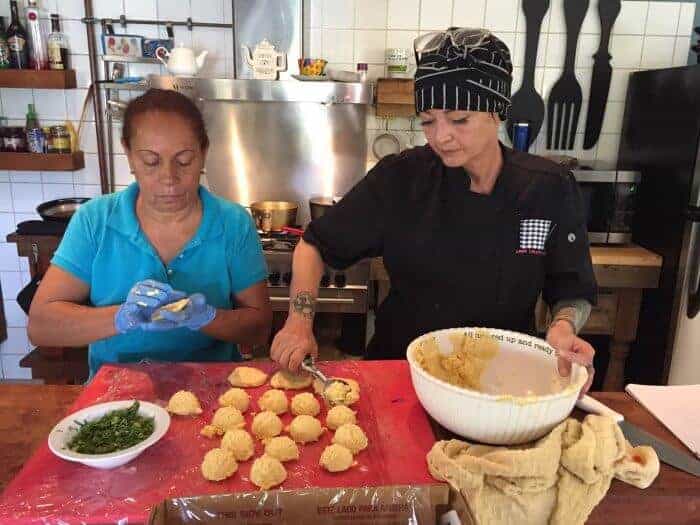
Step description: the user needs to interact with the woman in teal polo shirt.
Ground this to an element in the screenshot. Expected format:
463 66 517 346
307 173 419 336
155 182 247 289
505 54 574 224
27 89 272 376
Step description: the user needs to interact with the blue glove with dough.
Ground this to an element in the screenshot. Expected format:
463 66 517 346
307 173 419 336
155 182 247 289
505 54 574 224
115 279 187 334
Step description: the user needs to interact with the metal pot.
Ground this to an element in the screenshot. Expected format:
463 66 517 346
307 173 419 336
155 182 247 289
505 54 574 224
309 196 336 221
37 197 90 223
250 201 298 232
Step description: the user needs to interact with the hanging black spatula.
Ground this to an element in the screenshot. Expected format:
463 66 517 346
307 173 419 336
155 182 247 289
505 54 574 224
507 0 550 148
583 0 622 149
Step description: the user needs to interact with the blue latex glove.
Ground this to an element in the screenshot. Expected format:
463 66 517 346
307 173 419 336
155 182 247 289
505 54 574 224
157 293 217 331
115 280 187 334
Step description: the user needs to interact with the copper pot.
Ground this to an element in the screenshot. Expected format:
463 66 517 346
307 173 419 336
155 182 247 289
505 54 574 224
250 201 298 232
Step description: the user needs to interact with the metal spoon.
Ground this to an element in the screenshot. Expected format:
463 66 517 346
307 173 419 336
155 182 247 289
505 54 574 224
300 355 351 406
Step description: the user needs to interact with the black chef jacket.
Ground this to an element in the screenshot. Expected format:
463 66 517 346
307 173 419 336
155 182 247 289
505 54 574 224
303 144 597 360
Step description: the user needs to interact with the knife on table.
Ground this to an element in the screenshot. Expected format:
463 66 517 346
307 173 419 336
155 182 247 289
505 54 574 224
583 0 621 149
577 395 700 477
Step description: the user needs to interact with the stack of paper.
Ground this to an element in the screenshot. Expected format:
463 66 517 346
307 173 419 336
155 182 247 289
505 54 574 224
626 383 700 458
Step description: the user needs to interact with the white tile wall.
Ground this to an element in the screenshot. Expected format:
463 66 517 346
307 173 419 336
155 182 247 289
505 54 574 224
0 0 695 378
453 0 487 28
420 0 452 31
356 0 388 29
387 0 419 30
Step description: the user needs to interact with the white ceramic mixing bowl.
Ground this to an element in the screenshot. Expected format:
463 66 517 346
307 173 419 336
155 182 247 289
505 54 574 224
407 327 588 445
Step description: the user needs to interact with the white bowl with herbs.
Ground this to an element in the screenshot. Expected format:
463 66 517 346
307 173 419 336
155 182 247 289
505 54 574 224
48 400 170 469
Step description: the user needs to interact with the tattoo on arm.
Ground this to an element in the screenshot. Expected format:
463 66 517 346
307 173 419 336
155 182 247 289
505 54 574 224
291 292 316 320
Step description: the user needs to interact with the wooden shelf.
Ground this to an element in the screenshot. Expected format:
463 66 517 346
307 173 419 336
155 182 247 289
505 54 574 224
0 152 85 171
0 69 77 89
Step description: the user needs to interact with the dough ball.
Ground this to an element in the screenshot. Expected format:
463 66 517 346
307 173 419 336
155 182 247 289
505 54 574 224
221 429 255 462
252 410 283 440
212 406 246 432
250 455 287 490
257 389 289 415
218 388 251 412
332 423 368 454
313 377 360 406
326 405 357 430
228 366 268 388
320 444 355 472
201 447 238 481
200 424 222 438
287 415 324 444
291 392 321 417
167 390 202 416
270 370 313 390
264 436 300 462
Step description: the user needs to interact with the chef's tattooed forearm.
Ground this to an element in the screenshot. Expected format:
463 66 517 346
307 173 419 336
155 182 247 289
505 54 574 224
291 292 316 319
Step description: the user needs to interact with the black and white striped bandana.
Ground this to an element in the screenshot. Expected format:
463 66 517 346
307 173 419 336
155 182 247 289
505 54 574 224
413 28 513 120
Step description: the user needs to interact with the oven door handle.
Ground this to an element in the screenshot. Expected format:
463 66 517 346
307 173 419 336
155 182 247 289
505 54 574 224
270 297 356 304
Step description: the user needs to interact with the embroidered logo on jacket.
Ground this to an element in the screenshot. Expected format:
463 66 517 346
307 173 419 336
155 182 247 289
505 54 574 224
517 219 553 255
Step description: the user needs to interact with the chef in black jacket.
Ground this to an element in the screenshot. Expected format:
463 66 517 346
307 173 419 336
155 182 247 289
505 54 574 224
271 28 597 394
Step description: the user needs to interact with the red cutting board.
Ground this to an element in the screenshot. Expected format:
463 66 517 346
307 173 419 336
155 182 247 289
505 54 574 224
0 360 437 524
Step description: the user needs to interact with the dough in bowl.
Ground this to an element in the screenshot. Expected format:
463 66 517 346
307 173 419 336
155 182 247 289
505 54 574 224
167 390 202 416
264 436 300 462
228 366 268 388
212 406 246 432
291 392 321 416
326 405 357 430
320 444 355 472
257 389 289 415
201 447 238 481
270 370 313 389
313 378 360 406
250 455 287 490
333 423 368 454
287 415 324 444
221 429 255 461
252 410 284 440
218 388 251 412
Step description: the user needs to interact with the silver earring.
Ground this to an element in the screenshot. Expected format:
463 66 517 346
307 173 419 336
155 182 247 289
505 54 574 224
200 168 207 174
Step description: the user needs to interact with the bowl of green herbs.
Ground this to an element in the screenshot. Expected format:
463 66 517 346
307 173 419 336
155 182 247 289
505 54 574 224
48 400 170 469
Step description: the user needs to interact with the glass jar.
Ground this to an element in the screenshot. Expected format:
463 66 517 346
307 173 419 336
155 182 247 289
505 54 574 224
51 125 70 154
4 127 27 152
42 126 54 153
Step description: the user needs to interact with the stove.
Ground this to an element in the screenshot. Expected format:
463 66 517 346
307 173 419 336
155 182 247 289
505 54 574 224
260 230 371 314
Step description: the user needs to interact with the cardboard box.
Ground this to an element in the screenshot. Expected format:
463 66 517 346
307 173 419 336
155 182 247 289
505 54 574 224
149 484 449 525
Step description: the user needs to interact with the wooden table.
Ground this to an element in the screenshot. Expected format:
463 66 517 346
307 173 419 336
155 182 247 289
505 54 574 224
1 385 697 524
0 383 82 492
371 245 664 391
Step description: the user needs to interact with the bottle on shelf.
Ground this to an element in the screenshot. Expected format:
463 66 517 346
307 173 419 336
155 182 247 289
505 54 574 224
25 103 44 153
26 0 47 70
47 13 68 70
7 0 28 69
0 17 10 69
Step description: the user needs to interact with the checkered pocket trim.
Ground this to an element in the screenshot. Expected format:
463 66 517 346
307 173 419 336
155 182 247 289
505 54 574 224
519 219 553 252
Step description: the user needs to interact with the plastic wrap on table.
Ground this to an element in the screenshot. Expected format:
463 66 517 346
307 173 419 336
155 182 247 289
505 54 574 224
0 360 439 524
148 484 450 525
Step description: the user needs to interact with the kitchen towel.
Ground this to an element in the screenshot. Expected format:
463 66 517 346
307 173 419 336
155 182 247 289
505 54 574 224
626 383 700 459
427 415 659 525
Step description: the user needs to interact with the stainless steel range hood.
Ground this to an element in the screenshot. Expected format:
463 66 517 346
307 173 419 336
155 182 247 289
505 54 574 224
198 79 371 226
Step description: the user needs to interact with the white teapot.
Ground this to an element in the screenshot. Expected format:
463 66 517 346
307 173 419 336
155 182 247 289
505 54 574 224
156 43 208 77
242 39 287 80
